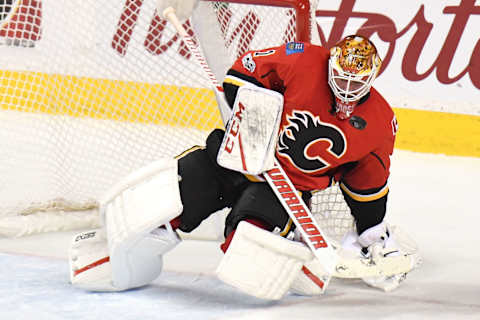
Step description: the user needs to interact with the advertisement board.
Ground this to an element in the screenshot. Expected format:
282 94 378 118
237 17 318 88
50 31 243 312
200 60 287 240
0 0 478 156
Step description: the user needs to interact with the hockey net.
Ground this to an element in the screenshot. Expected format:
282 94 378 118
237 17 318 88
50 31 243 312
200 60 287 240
0 0 353 242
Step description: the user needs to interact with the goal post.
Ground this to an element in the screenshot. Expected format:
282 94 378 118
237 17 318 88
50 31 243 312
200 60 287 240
0 0 353 242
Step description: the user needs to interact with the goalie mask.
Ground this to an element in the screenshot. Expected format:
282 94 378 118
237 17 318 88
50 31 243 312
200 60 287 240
328 35 382 120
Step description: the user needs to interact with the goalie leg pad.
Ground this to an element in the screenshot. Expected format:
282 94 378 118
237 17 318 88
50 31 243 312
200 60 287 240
216 221 312 300
100 158 183 289
101 158 183 240
110 225 180 290
69 229 115 291
290 258 331 296
70 227 180 291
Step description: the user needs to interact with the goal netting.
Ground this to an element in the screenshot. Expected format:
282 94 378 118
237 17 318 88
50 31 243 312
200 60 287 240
0 0 353 242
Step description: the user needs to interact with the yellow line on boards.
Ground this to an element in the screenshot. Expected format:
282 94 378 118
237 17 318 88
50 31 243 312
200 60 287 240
1 70 478 157
393 107 480 158
0 70 223 130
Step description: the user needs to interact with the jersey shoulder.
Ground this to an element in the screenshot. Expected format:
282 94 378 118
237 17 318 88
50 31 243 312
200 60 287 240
263 42 330 66
367 87 395 122
277 43 330 82
287 42 330 64
364 87 397 147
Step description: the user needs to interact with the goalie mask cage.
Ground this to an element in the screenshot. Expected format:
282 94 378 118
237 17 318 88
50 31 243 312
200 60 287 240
0 0 353 241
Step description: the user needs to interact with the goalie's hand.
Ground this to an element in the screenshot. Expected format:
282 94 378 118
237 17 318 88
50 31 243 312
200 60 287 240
341 223 422 291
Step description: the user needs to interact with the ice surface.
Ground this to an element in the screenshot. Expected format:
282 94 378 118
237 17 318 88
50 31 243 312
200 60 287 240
1 150 479 319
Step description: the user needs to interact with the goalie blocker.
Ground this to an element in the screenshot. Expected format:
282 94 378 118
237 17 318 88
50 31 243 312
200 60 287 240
217 85 283 175
174 86 302 238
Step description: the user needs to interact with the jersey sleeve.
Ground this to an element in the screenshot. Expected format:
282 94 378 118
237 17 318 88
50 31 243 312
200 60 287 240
222 43 303 108
339 149 390 235
338 124 395 235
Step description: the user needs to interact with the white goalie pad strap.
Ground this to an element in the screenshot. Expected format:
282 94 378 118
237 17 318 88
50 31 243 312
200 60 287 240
216 221 312 300
217 85 284 175
290 258 331 296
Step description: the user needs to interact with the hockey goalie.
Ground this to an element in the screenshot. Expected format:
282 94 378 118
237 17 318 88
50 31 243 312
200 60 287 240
68 2 421 300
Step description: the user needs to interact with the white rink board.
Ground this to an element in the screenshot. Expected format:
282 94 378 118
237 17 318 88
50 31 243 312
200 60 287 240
1 0 478 115
313 0 480 115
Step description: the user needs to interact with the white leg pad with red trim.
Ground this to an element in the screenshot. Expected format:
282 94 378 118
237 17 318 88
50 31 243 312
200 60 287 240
69 227 180 291
69 229 115 291
100 158 183 290
70 158 184 291
216 221 312 300
290 258 331 296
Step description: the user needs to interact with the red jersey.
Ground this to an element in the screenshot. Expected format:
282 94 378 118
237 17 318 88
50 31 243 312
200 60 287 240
224 42 397 198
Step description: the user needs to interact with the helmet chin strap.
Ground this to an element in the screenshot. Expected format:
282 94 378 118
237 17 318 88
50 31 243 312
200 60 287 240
335 97 358 120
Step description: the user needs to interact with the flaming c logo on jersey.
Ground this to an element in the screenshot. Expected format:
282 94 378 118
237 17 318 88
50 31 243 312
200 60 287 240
278 111 347 172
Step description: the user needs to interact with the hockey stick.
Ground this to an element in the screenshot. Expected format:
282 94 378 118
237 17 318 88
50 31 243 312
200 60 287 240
160 5 416 281
160 6 336 277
